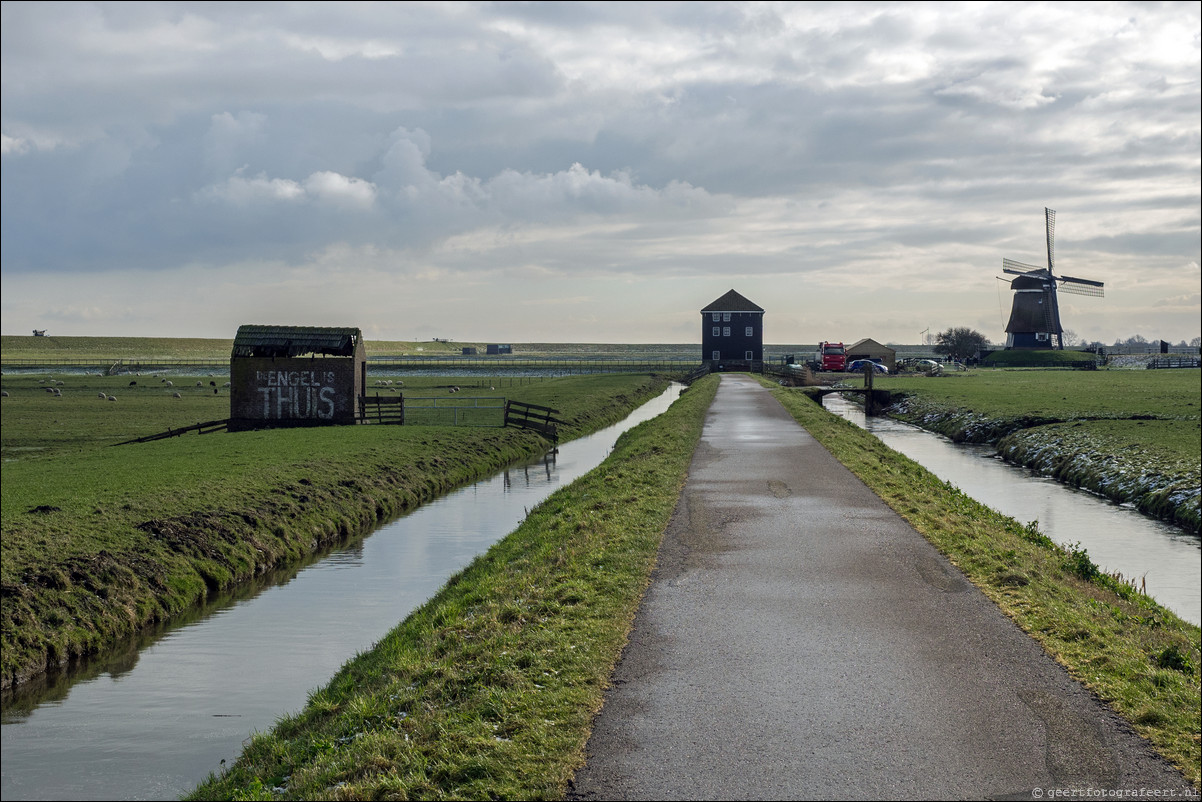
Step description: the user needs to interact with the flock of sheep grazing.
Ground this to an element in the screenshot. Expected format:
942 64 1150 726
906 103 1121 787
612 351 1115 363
0 376 482 400
371 380 479 394
4 375 233 402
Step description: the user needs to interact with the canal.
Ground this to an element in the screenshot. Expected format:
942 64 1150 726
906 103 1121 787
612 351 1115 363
0 384 684 801
822 393 1201 626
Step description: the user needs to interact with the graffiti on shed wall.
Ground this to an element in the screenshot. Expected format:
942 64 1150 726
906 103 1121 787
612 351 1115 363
255 369 338 420
230 357 360 428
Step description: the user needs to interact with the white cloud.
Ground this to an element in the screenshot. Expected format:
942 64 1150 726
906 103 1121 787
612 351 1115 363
1 133 28 155
1 1 1198 344
303 171 377 209
203 171 305 205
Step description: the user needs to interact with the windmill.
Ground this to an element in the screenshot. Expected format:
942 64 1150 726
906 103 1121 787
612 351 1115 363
1001 208 1104 349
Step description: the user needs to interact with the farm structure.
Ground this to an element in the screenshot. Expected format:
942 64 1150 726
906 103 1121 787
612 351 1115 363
701 289 764 372
228 325 365 432
846 338 896 372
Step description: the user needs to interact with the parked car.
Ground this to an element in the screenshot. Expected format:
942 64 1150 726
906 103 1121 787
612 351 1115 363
847 359 888 374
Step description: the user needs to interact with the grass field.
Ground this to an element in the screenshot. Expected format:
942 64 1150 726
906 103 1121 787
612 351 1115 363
1 335 707 362
0 370 670 687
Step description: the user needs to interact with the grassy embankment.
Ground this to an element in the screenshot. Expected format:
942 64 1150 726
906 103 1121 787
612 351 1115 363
0 370 670 688
187 375 719 800
873 369 1201 531
766 380 1200 787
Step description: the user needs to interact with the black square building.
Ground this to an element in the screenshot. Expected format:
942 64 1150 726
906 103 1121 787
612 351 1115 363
701 289 764 371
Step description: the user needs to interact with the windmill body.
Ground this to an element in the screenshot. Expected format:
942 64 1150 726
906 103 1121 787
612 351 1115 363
1002 208 1104 350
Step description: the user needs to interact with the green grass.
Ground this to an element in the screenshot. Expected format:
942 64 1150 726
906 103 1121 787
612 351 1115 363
982 349 1100 367
186 376 719 801
0 372 670 688
879 368 1200 426
763 380 1200 787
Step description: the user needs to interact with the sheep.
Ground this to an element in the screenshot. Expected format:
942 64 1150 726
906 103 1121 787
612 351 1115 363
107 395 116 402
209 381 216 387
196 381 203 387
172 392 182 398
99 392 107 399
165 381 173 387
129 381 137 386
1 391 9 397
223 381 231 388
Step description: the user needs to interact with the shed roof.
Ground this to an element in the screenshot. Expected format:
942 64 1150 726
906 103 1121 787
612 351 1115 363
232 325 362 359
700 289 764 313
847 338 895 354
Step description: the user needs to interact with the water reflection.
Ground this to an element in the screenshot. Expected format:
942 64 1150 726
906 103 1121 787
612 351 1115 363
822 393 1200 626
1 385 682 801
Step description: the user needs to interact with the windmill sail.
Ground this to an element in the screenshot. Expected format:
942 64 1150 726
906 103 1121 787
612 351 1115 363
1001 208 1104 350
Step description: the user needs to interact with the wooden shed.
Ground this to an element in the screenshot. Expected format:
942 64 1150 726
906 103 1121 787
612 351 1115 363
846 338 896 372
229 324 365 431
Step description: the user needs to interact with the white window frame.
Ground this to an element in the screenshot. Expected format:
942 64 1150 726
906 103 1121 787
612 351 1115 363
723 326 731 337
713 326 720 337
723 312 731 322
745 350 754 360
745 326 753 337
712 350 721 360
712 313 720 322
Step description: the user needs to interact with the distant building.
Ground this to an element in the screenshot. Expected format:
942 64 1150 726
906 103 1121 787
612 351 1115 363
462 347 478 355
700 289 764 371
487 344 512 355
846 338 896 372
229 324 365 431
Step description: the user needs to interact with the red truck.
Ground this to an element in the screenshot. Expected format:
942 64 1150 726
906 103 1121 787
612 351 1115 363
816 341 847 371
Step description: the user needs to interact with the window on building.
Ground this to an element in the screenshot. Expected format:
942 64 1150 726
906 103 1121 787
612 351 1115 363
745 327 753 337
723 312 731 322
713 327 720 337
745 351 754 359
723 327 731 337
712 313 720 322
712 350 721 360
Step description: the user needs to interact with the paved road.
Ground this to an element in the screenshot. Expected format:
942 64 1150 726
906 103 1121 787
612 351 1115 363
569 375 1191 800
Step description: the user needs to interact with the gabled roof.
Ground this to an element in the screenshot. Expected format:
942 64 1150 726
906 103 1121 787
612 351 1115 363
700 289 764 313
848 338 895 353
232 325 362 358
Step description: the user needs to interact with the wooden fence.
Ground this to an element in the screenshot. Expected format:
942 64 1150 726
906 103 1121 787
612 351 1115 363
1147 356 1201 369
359 394 405 424
113 418 229 445
504 400 563 441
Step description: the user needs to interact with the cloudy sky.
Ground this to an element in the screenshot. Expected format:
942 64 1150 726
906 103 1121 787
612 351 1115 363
2 1 1199 346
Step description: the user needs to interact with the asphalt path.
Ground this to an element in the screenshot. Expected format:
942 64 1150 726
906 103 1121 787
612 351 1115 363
569 374 1191 801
